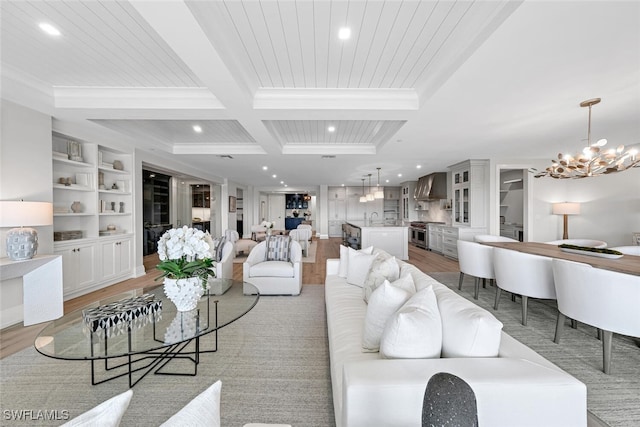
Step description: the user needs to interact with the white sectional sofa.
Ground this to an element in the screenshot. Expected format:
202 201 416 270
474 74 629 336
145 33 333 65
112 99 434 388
325 248 587 427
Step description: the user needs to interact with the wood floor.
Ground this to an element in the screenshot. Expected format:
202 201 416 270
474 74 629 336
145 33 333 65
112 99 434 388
0 238 459 359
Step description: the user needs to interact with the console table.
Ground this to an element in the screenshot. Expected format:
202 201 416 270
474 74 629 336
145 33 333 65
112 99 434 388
0 255 63 327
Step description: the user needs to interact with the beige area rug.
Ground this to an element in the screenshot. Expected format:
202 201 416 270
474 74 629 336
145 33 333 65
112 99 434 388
233 240 317 264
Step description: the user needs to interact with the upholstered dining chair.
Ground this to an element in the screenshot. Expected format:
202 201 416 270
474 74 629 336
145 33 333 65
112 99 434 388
610 246 640 255
492 247 556 326
456 240 495 300
474 234 518 243
243 237 302 295
251 224 267 242
544 239 608 248
552 258 640 374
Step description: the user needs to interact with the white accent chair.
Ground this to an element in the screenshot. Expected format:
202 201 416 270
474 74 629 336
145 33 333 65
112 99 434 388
243 240 303 295
251 225 267 242
474 234 518 243
456 240 495 300
207 241 235 294
552 258 640 374
544 239 607 248
225 229 239 244
289 225 312 257
610 246 640 255
493 247 556 326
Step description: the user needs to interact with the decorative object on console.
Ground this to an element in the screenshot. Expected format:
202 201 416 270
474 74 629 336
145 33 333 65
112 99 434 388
552 202 580 239
71 201 82 213
67 140 83 162
261 220 274 236
535 98 639 179
0 200 53 261
156 226 216 311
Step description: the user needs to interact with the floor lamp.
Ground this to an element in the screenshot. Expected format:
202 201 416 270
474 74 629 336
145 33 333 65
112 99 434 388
552 202 581 240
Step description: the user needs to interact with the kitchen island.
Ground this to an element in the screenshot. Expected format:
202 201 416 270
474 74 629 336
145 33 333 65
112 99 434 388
344 222 409 260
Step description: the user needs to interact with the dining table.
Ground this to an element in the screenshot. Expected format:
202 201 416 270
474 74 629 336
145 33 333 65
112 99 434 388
481 241 640 276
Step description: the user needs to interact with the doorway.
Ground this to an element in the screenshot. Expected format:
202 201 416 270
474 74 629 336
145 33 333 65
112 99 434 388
496 165 531 241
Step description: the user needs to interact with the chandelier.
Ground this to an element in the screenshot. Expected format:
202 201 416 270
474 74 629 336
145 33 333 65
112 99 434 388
535 98 639 179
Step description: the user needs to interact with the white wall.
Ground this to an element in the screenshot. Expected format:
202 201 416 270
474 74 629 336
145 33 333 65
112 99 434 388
0 100 53 257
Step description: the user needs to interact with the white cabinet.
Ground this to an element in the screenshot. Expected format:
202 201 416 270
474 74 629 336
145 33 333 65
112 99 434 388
328 187 347 221
442 227 459 259
449 160 488 230
401 182 417 221
383 187 400 224
54 241 97 296
428 224 443 253
99 236 132 282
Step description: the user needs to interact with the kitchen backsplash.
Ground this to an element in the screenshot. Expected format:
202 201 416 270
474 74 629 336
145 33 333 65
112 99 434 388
416 200 452 225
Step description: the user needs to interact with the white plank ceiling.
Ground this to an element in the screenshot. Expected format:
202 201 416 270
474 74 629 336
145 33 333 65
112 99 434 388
1 0 639 187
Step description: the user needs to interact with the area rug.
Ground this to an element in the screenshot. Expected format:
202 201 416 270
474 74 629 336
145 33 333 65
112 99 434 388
233 240 317 264
0 285 334 427
430 272 640 427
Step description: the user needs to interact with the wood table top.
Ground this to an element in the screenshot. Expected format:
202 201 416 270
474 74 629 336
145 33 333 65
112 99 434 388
482 241 640 276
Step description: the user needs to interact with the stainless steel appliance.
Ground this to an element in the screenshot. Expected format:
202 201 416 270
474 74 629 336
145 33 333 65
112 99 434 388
410 221 445 249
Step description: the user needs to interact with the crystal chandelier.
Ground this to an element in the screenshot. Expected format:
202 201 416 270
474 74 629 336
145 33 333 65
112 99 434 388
535 98 639 179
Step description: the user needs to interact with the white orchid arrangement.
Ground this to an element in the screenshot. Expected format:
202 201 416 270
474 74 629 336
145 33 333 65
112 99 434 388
156 226 216 289
261 220 274 229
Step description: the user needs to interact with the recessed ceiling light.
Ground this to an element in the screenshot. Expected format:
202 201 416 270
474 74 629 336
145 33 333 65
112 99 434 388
262 166 268 170
416 165 422 169
193 125 202 133
272 174 277 178
338 27 351 40
280 181 284 184
385 179 389 183
327 126 336 133
284 184 288 187
39 22 61 36
341 184 345 187
397 173 403 177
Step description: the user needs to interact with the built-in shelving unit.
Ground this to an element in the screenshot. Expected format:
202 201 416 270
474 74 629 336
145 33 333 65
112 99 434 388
52 132 134 298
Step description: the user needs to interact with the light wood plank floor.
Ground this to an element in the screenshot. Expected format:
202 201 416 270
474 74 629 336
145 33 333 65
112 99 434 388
0 238 458 359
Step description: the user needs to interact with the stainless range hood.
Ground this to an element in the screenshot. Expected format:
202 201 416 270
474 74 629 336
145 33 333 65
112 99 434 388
414 172 447 201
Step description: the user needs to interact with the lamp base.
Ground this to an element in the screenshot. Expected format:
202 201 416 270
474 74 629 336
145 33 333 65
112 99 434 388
6 227 39 261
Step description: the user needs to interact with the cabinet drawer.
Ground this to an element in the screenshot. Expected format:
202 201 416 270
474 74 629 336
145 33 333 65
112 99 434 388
443 245 458 259
443 236 457 245
442 227 458 237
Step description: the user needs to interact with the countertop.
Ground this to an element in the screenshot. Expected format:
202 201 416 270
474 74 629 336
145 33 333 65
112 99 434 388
345 221 408 228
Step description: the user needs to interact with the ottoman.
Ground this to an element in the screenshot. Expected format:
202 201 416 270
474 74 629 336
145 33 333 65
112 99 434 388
236 239 258 256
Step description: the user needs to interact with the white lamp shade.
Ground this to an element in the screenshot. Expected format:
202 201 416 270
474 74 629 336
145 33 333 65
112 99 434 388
374 189 385 199
552 202 581 216
366 193 375 201
359 196 367 203
0 201 53 227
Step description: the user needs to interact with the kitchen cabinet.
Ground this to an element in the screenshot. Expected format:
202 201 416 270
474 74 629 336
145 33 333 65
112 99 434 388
428 224 443 253
285 217 305 230
328 187 347 223
401 182 417 221
449 160 488 230
99 236 132 282
383 187 400 224
54 241 97 296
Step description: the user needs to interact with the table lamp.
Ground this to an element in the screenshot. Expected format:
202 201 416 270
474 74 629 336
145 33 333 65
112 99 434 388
0 200 53 261
552 202 581 239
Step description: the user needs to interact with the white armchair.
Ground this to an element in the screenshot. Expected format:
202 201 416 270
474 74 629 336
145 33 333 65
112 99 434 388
289 225 312 256
493 247 556 326
552 258 640 374
243 239 302 295
457 240 495 300
208 241 234 294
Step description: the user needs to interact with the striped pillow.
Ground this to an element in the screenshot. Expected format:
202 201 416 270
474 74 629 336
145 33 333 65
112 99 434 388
265 235 291 262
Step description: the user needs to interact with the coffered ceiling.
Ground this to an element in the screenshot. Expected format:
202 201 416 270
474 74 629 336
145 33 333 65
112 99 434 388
1 0 639 188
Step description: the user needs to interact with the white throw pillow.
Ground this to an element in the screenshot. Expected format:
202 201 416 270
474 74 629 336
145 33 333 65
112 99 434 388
346 249 377 287
362 280 413 352
338 245 373 278
62 390 133 427
160 381 221 427
380 286 442 359
437 291 503 357
362 253 400 302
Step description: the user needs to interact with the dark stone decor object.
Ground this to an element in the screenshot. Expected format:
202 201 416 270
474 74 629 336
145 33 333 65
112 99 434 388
82 293 162 336
422 372 478 427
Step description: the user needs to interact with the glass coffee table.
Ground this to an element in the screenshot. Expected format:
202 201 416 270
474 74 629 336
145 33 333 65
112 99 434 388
35 279 259 387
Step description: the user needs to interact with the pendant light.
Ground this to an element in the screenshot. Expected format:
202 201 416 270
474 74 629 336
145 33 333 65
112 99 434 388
374 167 384 199
359 178 367 203
366 174 375 201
